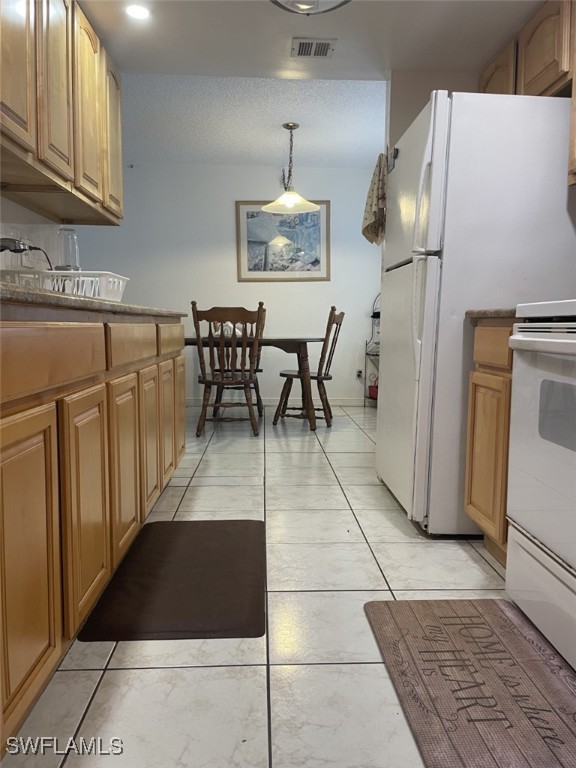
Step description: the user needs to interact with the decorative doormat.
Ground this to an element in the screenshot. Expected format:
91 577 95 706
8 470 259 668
364 599 576 767
78 521 266 641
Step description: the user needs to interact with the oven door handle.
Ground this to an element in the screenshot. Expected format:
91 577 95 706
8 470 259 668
510 334 576 356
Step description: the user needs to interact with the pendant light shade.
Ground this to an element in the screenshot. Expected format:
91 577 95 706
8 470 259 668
269 0 351 14
262 123 319 214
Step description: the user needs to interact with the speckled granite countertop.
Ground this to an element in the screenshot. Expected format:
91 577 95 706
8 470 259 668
0 283 187 319
465 308 516 319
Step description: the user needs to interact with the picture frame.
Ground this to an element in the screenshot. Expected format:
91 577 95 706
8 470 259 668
236 200 330 282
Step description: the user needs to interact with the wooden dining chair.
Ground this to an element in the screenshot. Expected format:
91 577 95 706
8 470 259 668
273 306 345 428
192 301 265 436
213 308 266 418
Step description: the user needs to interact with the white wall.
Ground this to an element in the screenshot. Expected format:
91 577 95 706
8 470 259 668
77 162 382 406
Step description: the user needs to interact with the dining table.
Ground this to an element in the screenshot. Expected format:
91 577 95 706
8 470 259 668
184 336 324 430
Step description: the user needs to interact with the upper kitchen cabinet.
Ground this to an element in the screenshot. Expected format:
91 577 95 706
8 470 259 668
517 0 572 96
479 41 517 94
102 51 123 217
0 0 37 151
0 0 123 223
73 2 102 202
37 0 74 181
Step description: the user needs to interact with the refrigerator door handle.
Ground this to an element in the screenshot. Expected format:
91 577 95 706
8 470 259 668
411 254 426 380
412 132 433 255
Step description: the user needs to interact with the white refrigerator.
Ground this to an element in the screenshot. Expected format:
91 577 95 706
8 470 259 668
375 90 576 535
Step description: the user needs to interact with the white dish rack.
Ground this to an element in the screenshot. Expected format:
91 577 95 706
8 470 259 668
0 269 129 302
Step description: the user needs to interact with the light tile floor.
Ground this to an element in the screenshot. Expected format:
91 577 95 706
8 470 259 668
2 406 507 768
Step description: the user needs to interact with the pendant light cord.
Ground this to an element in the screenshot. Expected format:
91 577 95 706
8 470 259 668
282 127 294 191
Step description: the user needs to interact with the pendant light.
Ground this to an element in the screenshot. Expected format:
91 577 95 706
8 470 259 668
262 123 319 214
269 0 351 15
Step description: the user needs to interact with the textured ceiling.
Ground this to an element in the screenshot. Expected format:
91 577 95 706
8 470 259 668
121 75 386 167
80 0 541 170
81 0 541 79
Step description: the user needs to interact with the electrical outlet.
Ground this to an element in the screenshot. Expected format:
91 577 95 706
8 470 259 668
356 369 363 379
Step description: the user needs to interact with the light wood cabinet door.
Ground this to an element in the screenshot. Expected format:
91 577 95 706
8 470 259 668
72 2 102 201
102 51 123 217
159 359 175 488
37 0 74 180
479 40 517 94
139 364 161 519
60 384 110 637
465 370 511 547
108 374 140 569
0 0 37 150
174 354 186 464
0 404 62 740
517 0 572 95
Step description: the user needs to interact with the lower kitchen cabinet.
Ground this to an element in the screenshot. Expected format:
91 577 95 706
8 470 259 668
60 384 110 637
0 404 62 741
139 363 161 518
175 354 186 463
159 359 175 488
464 317 514 565
108 373 140 568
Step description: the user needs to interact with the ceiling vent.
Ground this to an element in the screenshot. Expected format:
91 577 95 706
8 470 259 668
291 38 336 58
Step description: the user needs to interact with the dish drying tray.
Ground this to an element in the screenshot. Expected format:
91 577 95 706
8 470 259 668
0 269 129 302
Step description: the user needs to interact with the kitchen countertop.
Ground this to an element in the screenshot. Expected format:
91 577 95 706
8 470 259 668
0 283 187 321
465 308 516 319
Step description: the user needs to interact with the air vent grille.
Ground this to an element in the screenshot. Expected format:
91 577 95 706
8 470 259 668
291 38 336 58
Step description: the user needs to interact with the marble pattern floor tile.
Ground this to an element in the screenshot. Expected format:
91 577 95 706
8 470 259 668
151 487 185 513
372 541 506 590
59 641 115 670
343 484 401 510
1 672 102 768
194 453 264 475
189 475 263 486
174 509 264 522
144 511 174 524
270 664 424 768
326 452 375 468
265 438 323 453
268 590 392 664
393 589 508 600
179 485 264 512
332 466 382 485
266 509 365 544
167 476 191 486
204 439 265 454
266 485 349 510
264 452 330 469
65 667 268 768
468 540 506 577
354 509 429 543
109 636 266 668
267 543 387 591
265 466 337 486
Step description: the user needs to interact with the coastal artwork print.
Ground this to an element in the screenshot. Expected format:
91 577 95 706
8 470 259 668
236 201 330 282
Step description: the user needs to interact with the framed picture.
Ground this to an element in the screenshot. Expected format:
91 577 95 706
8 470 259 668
236 200 330 282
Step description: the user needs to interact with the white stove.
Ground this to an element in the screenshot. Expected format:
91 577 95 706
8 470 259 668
506 299 576 669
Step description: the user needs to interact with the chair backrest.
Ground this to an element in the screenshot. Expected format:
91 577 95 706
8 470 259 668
191 302 265 382
317 306 345 377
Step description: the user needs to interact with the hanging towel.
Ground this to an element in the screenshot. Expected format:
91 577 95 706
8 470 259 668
361 152 387 245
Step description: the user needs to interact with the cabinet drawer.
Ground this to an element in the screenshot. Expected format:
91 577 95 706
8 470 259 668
473 326 513 369
106 323 158 368
0 322 106 399
157 323 184 356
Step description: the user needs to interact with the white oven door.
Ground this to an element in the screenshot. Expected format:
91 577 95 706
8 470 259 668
507 329 576 568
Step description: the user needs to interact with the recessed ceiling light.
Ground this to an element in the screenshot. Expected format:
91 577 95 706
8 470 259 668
126 5 150 20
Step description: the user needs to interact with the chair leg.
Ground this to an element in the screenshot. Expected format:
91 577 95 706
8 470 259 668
273 378 291 425
212 383 224 417
197 384 211 436
281 378 293 416
317 380 332 427
244 384 259 436
253 376 263 417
